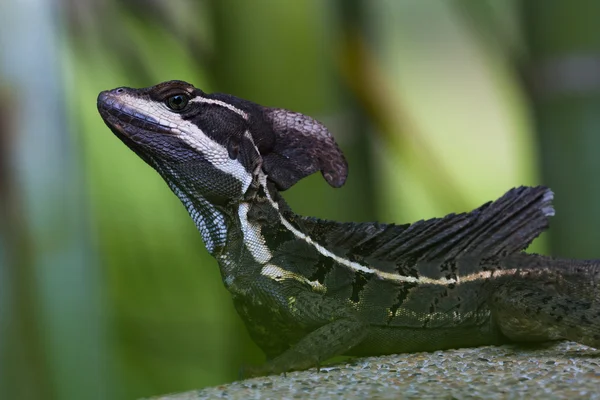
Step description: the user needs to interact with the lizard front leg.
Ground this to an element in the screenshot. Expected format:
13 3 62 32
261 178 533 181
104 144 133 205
241 289 368 377
244 317 367 377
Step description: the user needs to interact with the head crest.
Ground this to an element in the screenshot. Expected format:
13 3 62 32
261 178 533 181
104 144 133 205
259 107 348 190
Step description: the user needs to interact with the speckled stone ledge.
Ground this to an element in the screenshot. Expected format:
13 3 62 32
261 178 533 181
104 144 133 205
147 342 600 400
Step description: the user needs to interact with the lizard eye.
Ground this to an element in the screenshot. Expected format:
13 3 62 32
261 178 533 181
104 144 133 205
166 94 189 111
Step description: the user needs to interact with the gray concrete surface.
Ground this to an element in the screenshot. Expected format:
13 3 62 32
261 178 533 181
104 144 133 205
148 342 600 399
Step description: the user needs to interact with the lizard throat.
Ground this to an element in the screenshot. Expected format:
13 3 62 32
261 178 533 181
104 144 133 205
157 161 228 254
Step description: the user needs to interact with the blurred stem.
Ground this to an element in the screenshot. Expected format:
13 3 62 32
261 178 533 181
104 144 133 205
0 89 53 400
336 11 468 214
522 0 600 258
333 0 377 222
0 2 109 398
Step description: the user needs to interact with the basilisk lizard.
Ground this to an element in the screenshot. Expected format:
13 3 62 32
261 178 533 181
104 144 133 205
97 80 600 377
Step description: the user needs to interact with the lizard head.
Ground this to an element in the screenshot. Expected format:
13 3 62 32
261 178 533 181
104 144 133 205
97 80 347 251
97 80 347 195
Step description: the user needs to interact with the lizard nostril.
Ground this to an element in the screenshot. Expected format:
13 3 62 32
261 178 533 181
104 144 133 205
115 88 124 94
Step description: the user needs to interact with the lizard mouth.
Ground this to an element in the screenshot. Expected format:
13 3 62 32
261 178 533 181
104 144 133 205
97 90 173 136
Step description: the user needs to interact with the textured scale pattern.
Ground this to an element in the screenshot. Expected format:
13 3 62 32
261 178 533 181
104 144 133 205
97 80 600 378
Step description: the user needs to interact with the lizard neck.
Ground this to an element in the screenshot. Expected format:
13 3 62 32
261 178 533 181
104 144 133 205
166 166 308 287
214 173 303 284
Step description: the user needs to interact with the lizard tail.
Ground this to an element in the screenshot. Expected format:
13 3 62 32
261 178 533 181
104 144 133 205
491 253 600 348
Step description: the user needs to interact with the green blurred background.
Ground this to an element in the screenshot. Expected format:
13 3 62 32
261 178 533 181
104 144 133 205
2 1 600 399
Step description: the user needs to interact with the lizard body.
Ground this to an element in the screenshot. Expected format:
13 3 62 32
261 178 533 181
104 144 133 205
97 80 600 376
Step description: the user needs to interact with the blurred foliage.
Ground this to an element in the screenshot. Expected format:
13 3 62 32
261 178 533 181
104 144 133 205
522 0 600 258
3 0 600 399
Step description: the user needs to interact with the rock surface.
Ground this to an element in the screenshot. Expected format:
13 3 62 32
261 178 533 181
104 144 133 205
148 342 600 399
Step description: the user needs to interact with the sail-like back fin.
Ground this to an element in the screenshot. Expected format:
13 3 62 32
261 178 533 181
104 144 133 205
299 186 554 263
